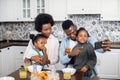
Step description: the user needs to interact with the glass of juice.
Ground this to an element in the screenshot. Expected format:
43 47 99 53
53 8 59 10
63 72 71 79
24 62 31 71
19 67 27 78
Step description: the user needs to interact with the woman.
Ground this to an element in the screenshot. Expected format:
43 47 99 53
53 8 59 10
24 13 59 69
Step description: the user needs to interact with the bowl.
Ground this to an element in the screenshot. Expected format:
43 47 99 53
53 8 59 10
0 76 15 80
28 65 42 73
62 67 76 75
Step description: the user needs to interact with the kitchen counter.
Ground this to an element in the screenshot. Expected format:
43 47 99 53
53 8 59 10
0 40 29 49
0 40 120 49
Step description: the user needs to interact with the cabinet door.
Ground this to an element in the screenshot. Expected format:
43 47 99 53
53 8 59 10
0 50 2 77
0 47 11 76
14 46 26 70
101 0 118 21
96 50 120 79
67 0 101 14
118 0 120 20
0 0 21 22
47 0 67 21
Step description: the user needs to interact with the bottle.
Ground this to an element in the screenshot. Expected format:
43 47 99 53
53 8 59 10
30 64 39 80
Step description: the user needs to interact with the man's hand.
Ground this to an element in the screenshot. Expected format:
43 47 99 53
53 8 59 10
102 39 110 51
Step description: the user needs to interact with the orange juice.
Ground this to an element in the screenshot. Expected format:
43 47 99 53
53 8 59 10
19 70 27 78
24 65 28 71
63 72 71 79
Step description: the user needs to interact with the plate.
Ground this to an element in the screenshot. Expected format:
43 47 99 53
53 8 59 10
0 76 15 80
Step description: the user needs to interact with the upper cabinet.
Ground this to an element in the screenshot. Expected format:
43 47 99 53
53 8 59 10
1 0 120 22
46 0 67 21
100 0 119 21
20 0 45 21
67 0 101 14
0 0 45 22
0 0 21 22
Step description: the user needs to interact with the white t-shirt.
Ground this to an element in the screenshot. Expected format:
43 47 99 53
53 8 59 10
69 39 77 51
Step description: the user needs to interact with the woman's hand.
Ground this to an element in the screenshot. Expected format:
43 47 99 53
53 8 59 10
31 55 42 63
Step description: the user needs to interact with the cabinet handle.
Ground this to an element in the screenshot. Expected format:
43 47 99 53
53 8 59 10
7 48 10 50
20 52 24 54
82 9 84 11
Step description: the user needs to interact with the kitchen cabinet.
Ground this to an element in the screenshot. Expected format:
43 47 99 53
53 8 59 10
0 0 45 22
20 0 45 21
13 46 26 70
0 50 2 77
0 0 21 22
118 0 120 20
0 47 14 76
0 46 26 77
100 0 119 21
46 0 67 21
67 0 101 14
96 49 120 79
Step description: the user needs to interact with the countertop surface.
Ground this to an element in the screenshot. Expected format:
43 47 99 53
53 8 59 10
0 40 120 49
0 40 29 49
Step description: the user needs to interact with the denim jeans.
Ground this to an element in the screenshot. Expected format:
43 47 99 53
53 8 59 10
82 76 90 80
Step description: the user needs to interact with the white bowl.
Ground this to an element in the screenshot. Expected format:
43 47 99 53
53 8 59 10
0 76 15 80
28 65 42 73
62 67 76 75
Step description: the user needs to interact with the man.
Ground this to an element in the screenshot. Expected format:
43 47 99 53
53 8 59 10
59 20 110 78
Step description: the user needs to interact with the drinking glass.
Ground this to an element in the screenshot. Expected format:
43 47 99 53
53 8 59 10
24 62 31 71
19 68 27 79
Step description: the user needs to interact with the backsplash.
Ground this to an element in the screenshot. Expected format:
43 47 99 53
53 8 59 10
0 14 120 42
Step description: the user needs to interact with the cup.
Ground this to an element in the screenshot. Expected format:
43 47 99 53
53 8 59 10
19 68 27 79
24 62 31 71
47 71 59 80
63 72 71 80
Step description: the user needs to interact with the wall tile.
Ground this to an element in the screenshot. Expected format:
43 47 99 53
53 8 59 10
0 14 120 42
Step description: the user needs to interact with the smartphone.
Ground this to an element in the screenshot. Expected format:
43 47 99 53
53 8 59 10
95 41 102 49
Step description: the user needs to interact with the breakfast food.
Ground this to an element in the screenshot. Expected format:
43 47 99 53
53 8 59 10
31 71 48 80
65 48 71 53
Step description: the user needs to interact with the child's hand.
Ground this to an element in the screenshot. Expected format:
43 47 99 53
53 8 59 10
24 58 31 63
80 66 87 73
71 47 81 56
42 47 47 53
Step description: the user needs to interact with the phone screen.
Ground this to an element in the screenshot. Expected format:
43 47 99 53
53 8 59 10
95 41 102 49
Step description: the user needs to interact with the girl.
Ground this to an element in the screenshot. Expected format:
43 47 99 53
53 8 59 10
25 34 48 66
